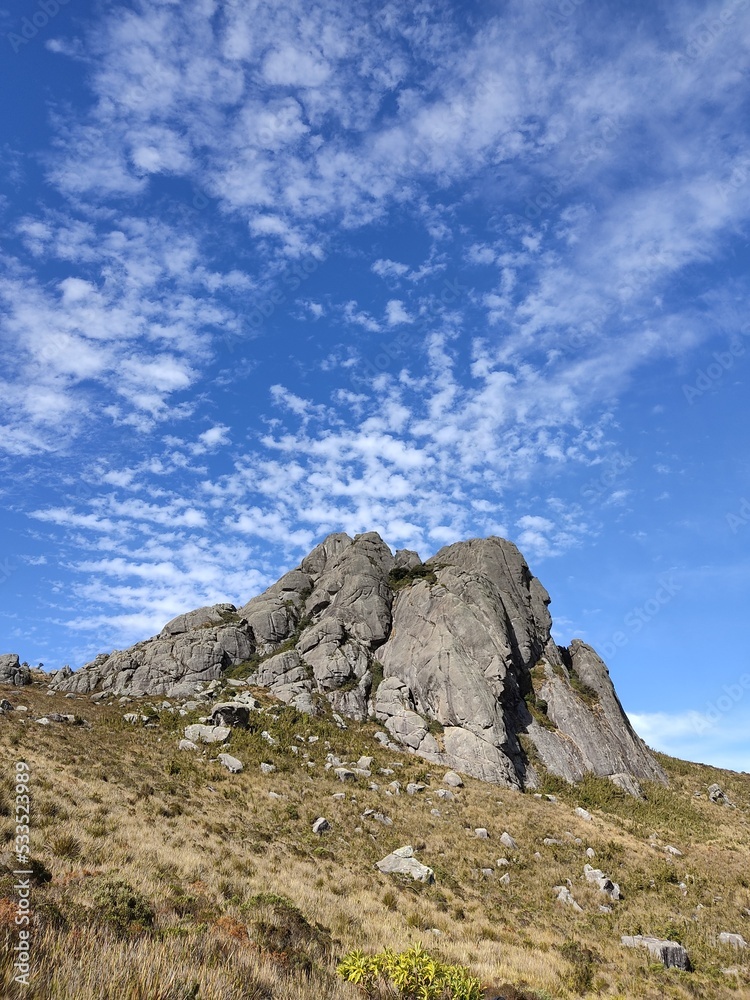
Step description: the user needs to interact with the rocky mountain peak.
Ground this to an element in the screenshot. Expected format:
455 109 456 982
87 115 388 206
51 531 666 793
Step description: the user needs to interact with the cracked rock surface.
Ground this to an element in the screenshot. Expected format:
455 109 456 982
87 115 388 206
52 531 666 792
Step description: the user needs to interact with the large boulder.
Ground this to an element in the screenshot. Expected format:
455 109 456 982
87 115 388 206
0 655 31 687
376 846 434 883
47 531 666 796
621 935 691 970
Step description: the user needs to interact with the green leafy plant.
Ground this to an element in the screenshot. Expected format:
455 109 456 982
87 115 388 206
337 943 483 999
91 878 154 936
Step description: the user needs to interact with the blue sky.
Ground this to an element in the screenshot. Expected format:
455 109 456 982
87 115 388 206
1 0 749 771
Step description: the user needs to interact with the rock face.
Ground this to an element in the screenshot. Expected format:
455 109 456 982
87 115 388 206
621 935 691 971
51 532 666 793
0 654 31 687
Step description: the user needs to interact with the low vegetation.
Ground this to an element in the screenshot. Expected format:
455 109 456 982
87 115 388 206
0 683 748 999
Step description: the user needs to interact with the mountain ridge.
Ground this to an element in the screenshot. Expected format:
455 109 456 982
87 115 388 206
48 531 665 793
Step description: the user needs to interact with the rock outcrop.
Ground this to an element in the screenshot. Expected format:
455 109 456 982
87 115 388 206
51 532 667 793
0 654 31 687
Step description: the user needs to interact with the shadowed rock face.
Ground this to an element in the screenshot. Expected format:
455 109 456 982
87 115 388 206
52 532 667 791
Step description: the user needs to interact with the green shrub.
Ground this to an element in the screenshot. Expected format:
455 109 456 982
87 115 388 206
91 878 154 936
389 564 438 591
337 943 482 999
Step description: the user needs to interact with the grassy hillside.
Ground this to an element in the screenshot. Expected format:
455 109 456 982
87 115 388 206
1 681 749 999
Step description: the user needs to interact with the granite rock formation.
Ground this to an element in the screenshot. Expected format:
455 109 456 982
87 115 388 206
50 532 666 792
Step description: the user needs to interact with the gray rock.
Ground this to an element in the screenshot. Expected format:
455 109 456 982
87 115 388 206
575 807 592 822
208 702 252 728
500 831 518 850
443 770 464 787
584 864 622 900
555 886 583 911
406 782 426 795
436 789 455 801
719 933 747 948
499 873 511 885
260 762 276 774
475 828 489 839
376 846 434 883
179 739 199 751
609 772 643 797
496 857 509 866
218 753 243 773
0 654 31 687
664 845 683 857
47 531 665 799
0 699 14 712
708 783 735 806
586 847 596 858
312 817 330 834
184 724 230 744
335 767 356 781
621 935 691 970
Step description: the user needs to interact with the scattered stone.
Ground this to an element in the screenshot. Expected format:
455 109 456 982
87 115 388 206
123 713 140 724
708 783 735 807
184 724 230 744
436 789 455 801
443 770 464 787
268 791 285 800
586 847 596 858
719 933 747 949
262 731 277 745
332 712 347 729
609 772 643 797
312 817 330 834
179 739 199 751
599 905 612 913
387 781 401 795
406 782 426 795
575 807 592 822
0 699 14 712
335 767 356 781
499 873 510 885
218 753 243 773
15 705 28 712
362 810 393 826
544 838 563 846
431 809 441 817
496 857 509 866
621 935 691 970
36 717 50 725
665 845 683 857
546 794 558 803
376 845 434 883
555 886 583 911
331 792 345 800
0 654 31 687
584 864 622 900
480 867 494 877
475 828 489 839
208 703 252 728
260 762 276 774
356 756 374 770
499 831 518 850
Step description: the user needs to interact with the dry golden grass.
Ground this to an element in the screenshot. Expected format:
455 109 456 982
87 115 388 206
0 682 749 999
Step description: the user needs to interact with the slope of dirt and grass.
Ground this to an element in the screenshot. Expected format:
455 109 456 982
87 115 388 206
1 680 749 999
